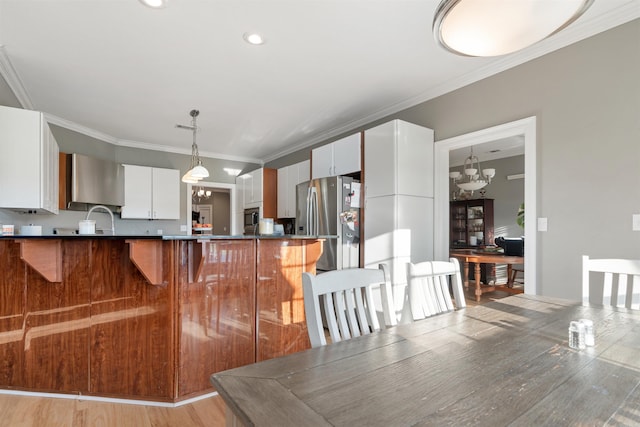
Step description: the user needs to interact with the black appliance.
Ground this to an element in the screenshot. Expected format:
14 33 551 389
495 237 524 256
243 207 260 235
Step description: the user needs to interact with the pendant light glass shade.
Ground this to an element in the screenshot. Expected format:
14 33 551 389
433 0 594 57
190 163 209 179
181 171 199 184
177 109 210 183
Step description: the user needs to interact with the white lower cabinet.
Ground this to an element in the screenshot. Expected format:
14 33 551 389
121 165 180 219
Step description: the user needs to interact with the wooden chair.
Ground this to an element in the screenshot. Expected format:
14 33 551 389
582 255 640 309
302 265 395 348
509 266 524 287
408 257 466 321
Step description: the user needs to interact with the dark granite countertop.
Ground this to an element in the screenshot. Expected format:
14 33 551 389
0 234 336 240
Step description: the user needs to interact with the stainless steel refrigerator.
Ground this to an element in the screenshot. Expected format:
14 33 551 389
296 176 360 271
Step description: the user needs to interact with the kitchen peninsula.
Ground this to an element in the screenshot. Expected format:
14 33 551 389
0 234 323 403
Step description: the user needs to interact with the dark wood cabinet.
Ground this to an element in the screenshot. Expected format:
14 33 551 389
0 236 321 402
450 199 494 249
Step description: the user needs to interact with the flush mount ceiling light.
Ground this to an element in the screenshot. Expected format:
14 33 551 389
449 147 495 194
139 0 168 8
433 0 594 57
243 32 265 45
177 110 210 184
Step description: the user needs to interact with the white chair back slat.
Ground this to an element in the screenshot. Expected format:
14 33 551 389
344 289 361 338
363 285 381 334
302 266 394 348
334 291 352 341
378 264 397 326
632 276 640 311
322 293 342 343
617 274 628 308
603 272 613 306
408 258 466 322
350 287 366 336
582 255 640 310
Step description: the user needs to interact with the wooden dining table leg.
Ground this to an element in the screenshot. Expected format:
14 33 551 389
463 261 470 290
475 262 482 302
507 264 514 288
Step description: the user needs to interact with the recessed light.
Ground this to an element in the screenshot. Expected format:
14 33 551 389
139 0 168 9
243 32 265 45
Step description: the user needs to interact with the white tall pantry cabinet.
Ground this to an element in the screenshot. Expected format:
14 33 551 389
0 105 59 214
363 119 434 323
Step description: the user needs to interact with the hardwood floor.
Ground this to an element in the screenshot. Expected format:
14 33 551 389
464 289 513 306
0 394 227 427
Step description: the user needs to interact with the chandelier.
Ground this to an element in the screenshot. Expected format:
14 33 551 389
433 0 594 57
449 147 495 194
177 109 209 184
192 187 212 203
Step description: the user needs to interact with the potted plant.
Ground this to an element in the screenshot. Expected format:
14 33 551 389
516 203 525 228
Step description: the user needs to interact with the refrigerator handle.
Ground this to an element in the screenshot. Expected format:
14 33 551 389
306 187 313 235
311 188 319 235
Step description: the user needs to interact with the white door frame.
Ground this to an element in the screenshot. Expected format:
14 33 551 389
186 181 236 236
434 116 537 295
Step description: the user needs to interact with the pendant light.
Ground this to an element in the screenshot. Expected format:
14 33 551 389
433 0 594 57
177 110 210 183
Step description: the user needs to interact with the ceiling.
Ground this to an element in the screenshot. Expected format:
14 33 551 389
0 1 637 165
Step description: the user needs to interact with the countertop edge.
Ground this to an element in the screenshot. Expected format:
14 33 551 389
0 234 337 240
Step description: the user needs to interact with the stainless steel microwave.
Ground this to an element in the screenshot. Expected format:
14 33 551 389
243 207 260 235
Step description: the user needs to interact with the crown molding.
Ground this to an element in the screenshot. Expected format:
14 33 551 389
0 46 34 110
44 114 262 164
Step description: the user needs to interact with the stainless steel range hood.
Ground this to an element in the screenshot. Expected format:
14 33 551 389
61 153 124 211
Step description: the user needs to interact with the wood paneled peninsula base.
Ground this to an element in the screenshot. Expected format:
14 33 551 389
0 235 324 403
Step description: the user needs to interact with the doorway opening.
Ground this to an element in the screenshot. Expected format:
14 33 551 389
185 181 237 236
434 117 537 295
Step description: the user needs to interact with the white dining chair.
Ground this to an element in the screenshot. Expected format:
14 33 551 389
582 255 640 310
408 257 466 321
302 265 395 348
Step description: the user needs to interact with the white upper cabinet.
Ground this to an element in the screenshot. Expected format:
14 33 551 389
311 133 361 179
277 160 310 218
364 120 434 199
121 164 180 219
0 105 59 214
240 168 264 207
152 168 181 219
311 144 333 179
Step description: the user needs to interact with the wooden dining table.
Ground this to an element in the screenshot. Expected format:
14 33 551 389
450 249 525 302
211 294 640 427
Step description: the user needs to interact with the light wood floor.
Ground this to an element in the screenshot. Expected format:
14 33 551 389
0 393 227 427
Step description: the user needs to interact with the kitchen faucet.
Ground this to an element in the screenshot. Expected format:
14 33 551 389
86 205 115 235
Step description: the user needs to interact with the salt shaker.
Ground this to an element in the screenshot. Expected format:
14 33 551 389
579 319 595 347
568 321 586 350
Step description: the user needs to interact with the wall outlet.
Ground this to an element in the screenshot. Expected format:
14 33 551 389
537 217 548 232
156 229 163 235
633 214 640 231
180 225 187 232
